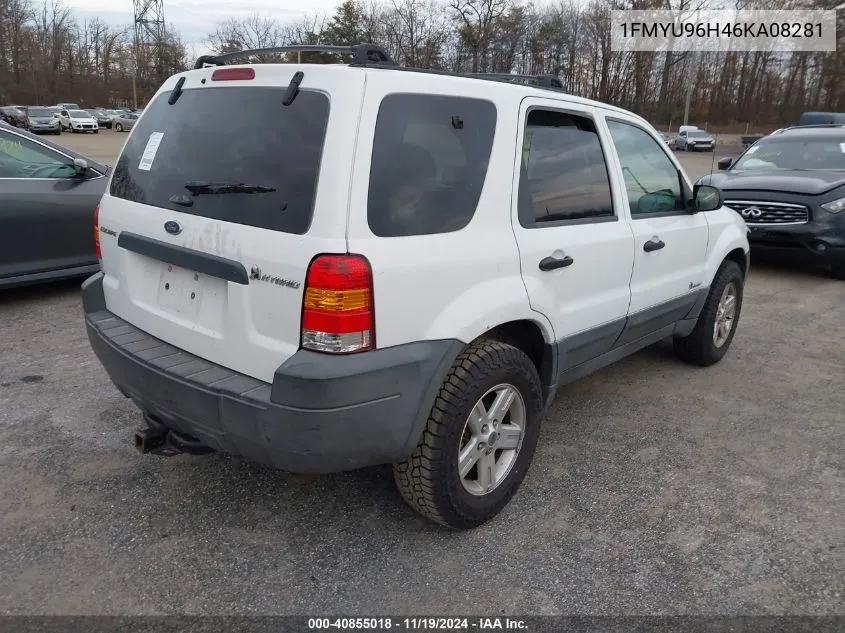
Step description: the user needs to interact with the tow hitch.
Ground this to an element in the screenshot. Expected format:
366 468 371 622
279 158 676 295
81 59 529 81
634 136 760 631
134 417 214 456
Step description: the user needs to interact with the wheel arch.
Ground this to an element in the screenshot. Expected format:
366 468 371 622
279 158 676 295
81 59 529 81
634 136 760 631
472 318 557 403
725 247 749 279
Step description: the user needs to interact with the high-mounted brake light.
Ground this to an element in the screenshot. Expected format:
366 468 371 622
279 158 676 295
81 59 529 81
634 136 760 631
301 254 374 354
93 204 101 260
211 67 255 81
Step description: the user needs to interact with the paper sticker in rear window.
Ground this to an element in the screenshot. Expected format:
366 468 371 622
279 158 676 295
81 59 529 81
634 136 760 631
139 132 164 171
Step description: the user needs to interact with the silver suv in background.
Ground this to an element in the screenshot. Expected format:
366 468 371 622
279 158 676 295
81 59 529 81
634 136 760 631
675 128 715 151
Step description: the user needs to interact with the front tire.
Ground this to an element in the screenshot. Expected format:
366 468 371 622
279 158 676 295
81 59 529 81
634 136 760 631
830 260 845 280
674 260 744 366
115 123 123 132
393 340 543 529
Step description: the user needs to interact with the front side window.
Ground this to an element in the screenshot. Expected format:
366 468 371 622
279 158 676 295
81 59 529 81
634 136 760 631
607 120 683 216
0 130 75 179
519 109 614 225
367 94 497 237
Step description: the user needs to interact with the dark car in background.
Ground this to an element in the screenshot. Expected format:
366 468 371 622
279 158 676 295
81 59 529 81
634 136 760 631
87 109 112 129
25 106 61 134
798 112 845 126
0 106 27 128
0 122 108 288
701 126 845 279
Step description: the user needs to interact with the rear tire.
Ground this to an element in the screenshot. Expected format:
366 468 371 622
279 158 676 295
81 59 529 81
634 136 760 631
393 340 543 530
674 260 744 366
115 123 123 132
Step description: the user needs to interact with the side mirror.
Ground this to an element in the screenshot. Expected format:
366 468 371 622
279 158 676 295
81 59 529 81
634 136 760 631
693 184 722 212
72 157 89 177
718 157 733 170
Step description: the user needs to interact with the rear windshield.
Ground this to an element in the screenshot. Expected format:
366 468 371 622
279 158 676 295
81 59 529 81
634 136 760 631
110 86 330 235
367 94 496 237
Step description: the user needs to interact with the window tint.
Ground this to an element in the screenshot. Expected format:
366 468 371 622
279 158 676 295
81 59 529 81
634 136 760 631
607 120 683 216
0 130 75 179
519 109 614 225
367 94 496 237
110 86 329 234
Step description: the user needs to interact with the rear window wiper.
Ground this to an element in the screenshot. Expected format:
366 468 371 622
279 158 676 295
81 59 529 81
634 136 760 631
184 181 277 195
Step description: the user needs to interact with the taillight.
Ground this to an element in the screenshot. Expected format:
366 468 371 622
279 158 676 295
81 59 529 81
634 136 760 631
301 254 374 354
93 204 101 260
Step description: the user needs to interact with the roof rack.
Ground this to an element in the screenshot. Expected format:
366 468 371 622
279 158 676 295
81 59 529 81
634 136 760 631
192 42 566 95
194 44 396 69
357 63 567 94
463 73 564 89
787 123 845 129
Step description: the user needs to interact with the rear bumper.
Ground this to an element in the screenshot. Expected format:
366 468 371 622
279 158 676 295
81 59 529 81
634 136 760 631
82 273 462 473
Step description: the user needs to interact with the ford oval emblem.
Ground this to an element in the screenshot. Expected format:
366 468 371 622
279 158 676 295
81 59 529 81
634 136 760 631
164 221 182 235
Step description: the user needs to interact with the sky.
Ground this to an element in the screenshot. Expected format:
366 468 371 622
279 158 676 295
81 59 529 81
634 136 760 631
68 0 342 56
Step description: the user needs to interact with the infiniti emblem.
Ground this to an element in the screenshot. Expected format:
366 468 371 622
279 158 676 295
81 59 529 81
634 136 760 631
741 207 763 219
164 221 182 235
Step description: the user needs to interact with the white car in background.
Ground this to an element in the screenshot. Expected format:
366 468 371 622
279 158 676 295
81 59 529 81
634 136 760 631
58 109 99 134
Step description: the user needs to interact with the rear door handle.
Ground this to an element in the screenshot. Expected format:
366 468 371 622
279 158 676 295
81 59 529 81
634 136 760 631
643 238 665 252
539 255 574 271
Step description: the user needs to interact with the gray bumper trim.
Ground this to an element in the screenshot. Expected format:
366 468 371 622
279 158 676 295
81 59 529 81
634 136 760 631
82 272 463 473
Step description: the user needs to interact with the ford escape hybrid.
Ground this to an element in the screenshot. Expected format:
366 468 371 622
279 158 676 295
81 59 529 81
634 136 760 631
83 44 750 529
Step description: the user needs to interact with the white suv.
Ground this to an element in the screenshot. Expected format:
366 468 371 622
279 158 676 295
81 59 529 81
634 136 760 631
83 45 749 529
58 108 99 133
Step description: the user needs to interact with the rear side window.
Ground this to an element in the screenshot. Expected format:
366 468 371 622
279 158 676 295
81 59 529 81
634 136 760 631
110 86 329 235
367 94 496 237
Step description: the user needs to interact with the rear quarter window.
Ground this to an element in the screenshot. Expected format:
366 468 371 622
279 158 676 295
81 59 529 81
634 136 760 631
367 94 497 237
110 86 329 235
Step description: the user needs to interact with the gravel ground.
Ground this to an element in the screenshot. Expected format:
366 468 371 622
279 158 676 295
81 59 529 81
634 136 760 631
0 133 842 616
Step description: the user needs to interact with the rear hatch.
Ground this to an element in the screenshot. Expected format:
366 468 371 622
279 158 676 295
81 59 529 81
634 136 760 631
97 65 364 383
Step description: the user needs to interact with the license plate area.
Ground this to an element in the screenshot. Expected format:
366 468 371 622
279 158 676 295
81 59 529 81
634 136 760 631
157 263 206 318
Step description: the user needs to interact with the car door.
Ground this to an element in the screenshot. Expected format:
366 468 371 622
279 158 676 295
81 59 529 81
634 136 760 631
59 109 70 129
511 98 635 373
602 115 708 343
675 130 685 150
0 128 104 280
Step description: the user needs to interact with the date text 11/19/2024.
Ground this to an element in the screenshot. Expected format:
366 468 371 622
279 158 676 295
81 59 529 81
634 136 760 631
307 617 528 630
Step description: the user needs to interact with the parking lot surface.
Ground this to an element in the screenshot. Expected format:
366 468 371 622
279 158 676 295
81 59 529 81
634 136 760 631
1 135 843 615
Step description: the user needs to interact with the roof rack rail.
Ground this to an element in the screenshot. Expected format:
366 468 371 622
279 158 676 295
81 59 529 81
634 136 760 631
194 44 396 69
464 72 564 89
786 123 845 129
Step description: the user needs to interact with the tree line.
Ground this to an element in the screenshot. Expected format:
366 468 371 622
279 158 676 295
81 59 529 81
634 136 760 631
1 0 843 129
